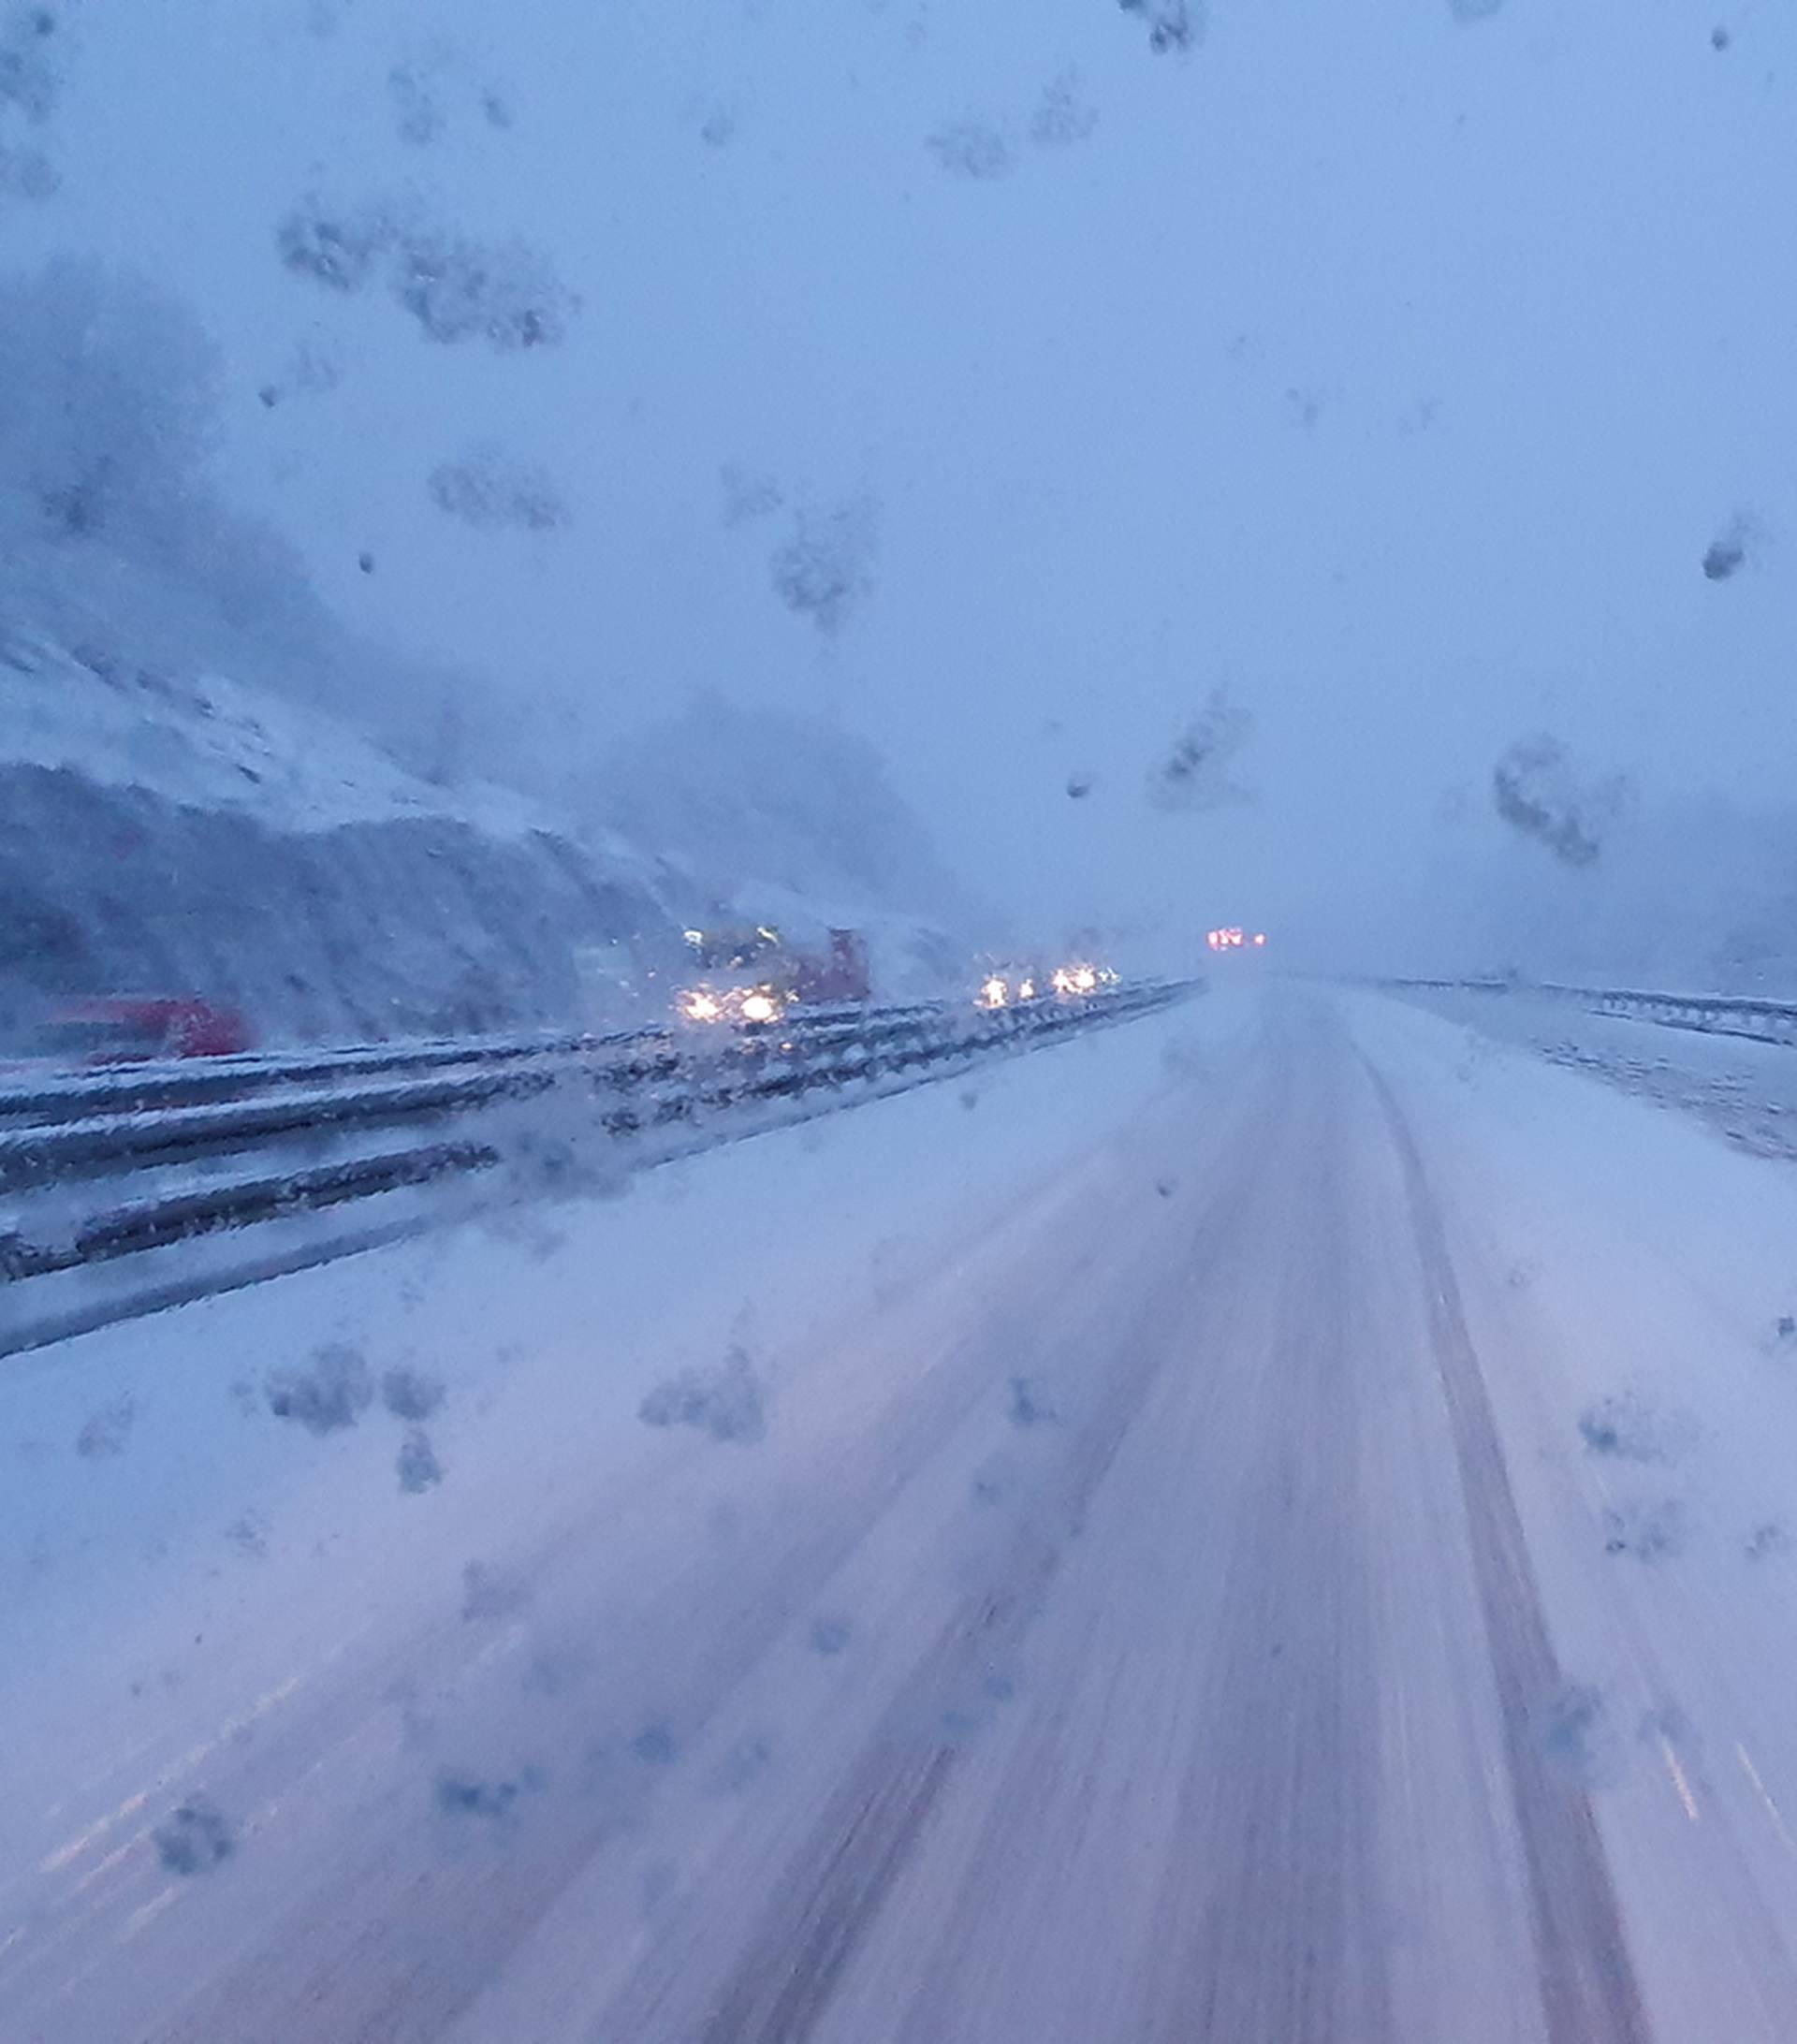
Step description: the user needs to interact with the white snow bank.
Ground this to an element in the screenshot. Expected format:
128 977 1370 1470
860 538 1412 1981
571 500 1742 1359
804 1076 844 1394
1391 984 1797 1161
0 620 548 840
1347 990 1797 2038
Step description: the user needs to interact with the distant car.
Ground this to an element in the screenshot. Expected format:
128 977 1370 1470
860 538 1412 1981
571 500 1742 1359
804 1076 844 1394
35 998 257 1066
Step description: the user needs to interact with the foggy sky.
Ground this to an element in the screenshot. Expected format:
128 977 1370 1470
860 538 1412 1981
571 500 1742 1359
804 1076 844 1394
12 0 1796 970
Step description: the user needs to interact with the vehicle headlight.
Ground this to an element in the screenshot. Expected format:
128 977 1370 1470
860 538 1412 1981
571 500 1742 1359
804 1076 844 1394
740 991 779 1024
681 989 723 1022
981 976 1008 1008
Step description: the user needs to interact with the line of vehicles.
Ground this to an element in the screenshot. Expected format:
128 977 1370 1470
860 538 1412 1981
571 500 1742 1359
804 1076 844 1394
669 920 1132 1030
975 961 1118 1010
12 920 1266 1070
675 924 872 1025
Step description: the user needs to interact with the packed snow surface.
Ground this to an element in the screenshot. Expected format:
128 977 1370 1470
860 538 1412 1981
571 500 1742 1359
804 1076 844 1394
11 987 1797 2037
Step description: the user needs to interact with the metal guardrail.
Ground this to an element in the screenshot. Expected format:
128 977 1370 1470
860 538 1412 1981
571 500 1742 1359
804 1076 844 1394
1377 976 1797 1049
0 982 1197 1343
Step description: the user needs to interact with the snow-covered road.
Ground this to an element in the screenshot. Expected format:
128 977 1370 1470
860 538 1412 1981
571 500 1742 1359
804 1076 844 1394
8 986 1797 2040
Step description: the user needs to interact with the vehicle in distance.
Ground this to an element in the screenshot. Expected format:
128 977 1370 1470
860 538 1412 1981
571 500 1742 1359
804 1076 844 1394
1206 927 1267 952
977 960 1117 1008
678 924 871 1024
34 996 258 1065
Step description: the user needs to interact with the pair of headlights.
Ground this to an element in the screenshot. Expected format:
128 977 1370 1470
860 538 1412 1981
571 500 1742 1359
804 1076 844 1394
679 986 786 1025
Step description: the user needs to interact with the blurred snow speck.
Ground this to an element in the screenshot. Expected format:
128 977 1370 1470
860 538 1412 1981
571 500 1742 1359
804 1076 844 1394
1446 0 1506 19
926 116 1014 180
267 1341 373 1435
435 1766 542 1819
153 1798 235 1874
1541 1684 1614 1788
631 1720 680 1766
810 1614 853 1655
0 4 64 124
720 462 784 527
1118 0 1203 53
1601 1497 1686 1562
429 445 569 532
393 227 577 350
639 1345 768 1444
387 61 445 146
278 194 577 351
699 100 738 147
1284 387 1325 431
398 1425 445 1492
225 1510 270 1559
1577 1393 1696 1464
277 194 393 293
769 496 879 635
1031 70 1097 147
1008 1376 1061 1427
971 1452 1016 1508
1065 770 1095 799
1491 735 1629 869
460 1558 530 1620
1702 514 1756 580
388 49 515 144
381 1365 445 1421
76 1394 135 1458
1146 688 1254 814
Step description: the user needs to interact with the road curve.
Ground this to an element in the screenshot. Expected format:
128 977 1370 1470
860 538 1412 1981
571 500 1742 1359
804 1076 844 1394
10 986 1797 2040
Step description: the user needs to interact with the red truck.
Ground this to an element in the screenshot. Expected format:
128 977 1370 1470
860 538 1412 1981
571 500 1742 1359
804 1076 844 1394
36 998 257 1066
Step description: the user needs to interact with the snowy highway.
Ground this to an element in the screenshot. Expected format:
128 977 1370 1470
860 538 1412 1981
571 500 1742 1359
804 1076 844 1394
10 986 1797 2040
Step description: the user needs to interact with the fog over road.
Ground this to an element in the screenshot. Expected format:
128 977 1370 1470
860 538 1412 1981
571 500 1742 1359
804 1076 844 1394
8 987 1797 2042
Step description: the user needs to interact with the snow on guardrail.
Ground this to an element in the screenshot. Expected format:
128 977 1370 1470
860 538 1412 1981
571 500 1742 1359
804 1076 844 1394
1376 977 1797 1049
0 981 1199 1355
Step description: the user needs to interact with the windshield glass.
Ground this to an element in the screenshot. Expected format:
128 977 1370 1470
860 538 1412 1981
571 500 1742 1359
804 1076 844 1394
4 5 1796 2039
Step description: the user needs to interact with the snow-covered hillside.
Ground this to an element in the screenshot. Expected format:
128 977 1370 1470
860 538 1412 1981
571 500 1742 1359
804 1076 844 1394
0 246 988 1041
0 620 688 1049
1 624 539 840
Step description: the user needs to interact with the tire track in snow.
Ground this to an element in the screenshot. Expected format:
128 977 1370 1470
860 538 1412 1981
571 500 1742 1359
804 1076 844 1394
602 1060 1290 2042
1362 1055 1653 2044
